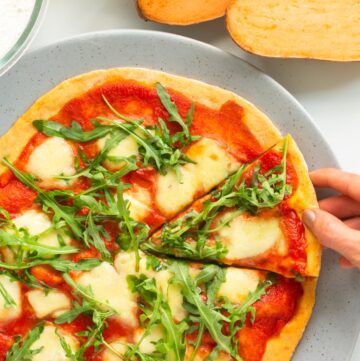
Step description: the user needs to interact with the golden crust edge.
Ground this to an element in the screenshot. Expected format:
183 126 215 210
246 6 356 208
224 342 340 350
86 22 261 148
286 135 321 277
0 67 281 175
262 277 317 361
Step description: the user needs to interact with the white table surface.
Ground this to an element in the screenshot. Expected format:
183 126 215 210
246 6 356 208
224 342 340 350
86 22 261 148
27 0 360 359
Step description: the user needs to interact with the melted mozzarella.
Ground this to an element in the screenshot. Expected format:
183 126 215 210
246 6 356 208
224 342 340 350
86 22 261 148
31 324 79 361
102 340 127 361
155 270 187 322
155 138 239 216
76 262 138 327
26 290 71 318
12 210 64 248
218 268 260 304
135 325 164 354
114 252 187 322
219 215 284 259
0 275 21 322
98 134 139 171
26 137 75 188
123 186 152 222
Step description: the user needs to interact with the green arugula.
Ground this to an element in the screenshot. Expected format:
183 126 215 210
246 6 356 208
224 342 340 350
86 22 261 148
0 279 17 308
126 274 187 361
32 119 113 142
5 322 44 361
151 137 291 260
0 258 101 272
56 273 117 359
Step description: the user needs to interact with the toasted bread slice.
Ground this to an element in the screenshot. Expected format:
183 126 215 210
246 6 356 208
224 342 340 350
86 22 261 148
137 0 231 25
226 0 360 61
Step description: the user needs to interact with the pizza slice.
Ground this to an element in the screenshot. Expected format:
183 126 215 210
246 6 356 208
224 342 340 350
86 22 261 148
0 250 315 361
146 136 320 277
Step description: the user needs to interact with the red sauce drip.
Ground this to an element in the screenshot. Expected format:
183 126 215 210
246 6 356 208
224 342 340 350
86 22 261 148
238 278 303 361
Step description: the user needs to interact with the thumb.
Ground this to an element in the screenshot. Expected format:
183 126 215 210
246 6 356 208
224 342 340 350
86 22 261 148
303 208 360 268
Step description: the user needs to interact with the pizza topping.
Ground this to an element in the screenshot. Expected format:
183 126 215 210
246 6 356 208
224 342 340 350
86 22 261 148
218 215 284 259
34 83 199 179
30 324 79 361
25 137 76 189
5 322 45 361
26 289 71 319
155 137 240 217
0 275 21 323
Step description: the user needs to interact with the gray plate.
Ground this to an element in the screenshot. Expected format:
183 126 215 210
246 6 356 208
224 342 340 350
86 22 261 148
0 30 359 361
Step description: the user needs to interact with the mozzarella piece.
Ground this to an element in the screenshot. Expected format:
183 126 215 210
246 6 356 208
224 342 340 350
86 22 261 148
98 134 139 171
26 290 71 318
102 340 127 361
31 324 78 361
26 137 75 188
12 210 64 248
76 262 138 327
218 268 260 304
0 275 21 322
123 186 152 222
219 215 284 259
155 270 187 322
114 252 187 322
135 325 164 354
155 138 239 215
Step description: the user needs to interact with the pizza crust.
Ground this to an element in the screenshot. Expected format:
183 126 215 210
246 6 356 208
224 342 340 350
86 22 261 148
262 278 317 361
287 136 321 277
0 67 281 175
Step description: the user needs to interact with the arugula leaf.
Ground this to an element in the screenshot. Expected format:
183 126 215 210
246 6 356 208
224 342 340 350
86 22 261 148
33 120 113 142
0 229 78 256
221 278 274 355
56 273 117 359
0 258 101 272
0 279 16 308
5 322 44 361
170 262 234 358
126 274 187 361
156 82 194 145
2 158 83 240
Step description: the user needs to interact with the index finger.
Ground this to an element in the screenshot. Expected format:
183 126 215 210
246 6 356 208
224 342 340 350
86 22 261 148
310 168 360 202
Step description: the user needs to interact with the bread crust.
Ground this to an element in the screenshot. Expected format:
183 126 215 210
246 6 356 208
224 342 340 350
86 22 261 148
287 136 321 277
262 278 317 361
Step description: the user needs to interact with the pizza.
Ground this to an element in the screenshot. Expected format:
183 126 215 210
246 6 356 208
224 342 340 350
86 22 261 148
0 68 320 361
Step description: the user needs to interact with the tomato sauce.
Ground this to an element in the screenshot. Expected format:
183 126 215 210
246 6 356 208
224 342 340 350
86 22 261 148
238 278 303 361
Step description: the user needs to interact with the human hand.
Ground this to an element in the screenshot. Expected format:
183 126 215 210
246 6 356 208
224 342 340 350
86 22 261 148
303 168 360 269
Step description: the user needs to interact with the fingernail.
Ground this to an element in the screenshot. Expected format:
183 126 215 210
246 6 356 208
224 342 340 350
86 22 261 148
303 209 316 226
